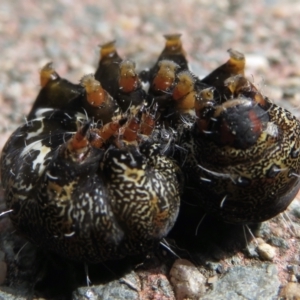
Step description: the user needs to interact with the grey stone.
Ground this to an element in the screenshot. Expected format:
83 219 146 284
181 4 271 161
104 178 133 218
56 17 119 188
0 287 28 300
289 199 300 219
244 244 259 258
73 272 140 300
202 264 280 300
206 261 222 272
267 236 289 249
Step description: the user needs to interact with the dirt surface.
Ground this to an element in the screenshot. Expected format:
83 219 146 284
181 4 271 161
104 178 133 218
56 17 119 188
1 1 300 299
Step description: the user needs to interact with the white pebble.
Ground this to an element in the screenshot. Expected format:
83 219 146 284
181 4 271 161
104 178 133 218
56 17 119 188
169 259 206 300
257 243 276 261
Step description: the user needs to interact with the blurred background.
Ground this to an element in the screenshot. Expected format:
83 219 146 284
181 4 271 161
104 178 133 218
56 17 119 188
1 0 300 150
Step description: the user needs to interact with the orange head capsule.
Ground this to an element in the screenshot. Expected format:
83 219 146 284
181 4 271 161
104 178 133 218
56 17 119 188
80 74 108 107
40 62 59 87
118 60 140 93
152 60 179 93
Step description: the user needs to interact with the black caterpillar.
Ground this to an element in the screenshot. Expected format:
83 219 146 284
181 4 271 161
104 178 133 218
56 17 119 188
1 34 300 264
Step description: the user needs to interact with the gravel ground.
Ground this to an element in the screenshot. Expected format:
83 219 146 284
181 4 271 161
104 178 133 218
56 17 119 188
1 0 300 299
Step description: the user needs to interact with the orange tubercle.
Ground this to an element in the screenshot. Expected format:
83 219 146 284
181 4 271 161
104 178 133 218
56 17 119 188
123 117 140 142
141 104 158 136
123 108 143 142
152 60 179 92
90 118 127 148
81 74 107 107
172 71 194 101
119 60 139 93
71 131 89 150
69 123 90 151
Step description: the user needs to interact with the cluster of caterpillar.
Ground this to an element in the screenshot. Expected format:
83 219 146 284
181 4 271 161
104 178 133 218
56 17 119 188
1 34 300 265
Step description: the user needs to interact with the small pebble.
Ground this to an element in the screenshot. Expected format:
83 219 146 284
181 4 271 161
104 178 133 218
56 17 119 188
290 274 297 282
206 261 223 273
280 282 300 300
287 264 300 275
207 275 218 284
257 243 276 261
169 259 206 300
245 244 259 258
290 199 300 219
